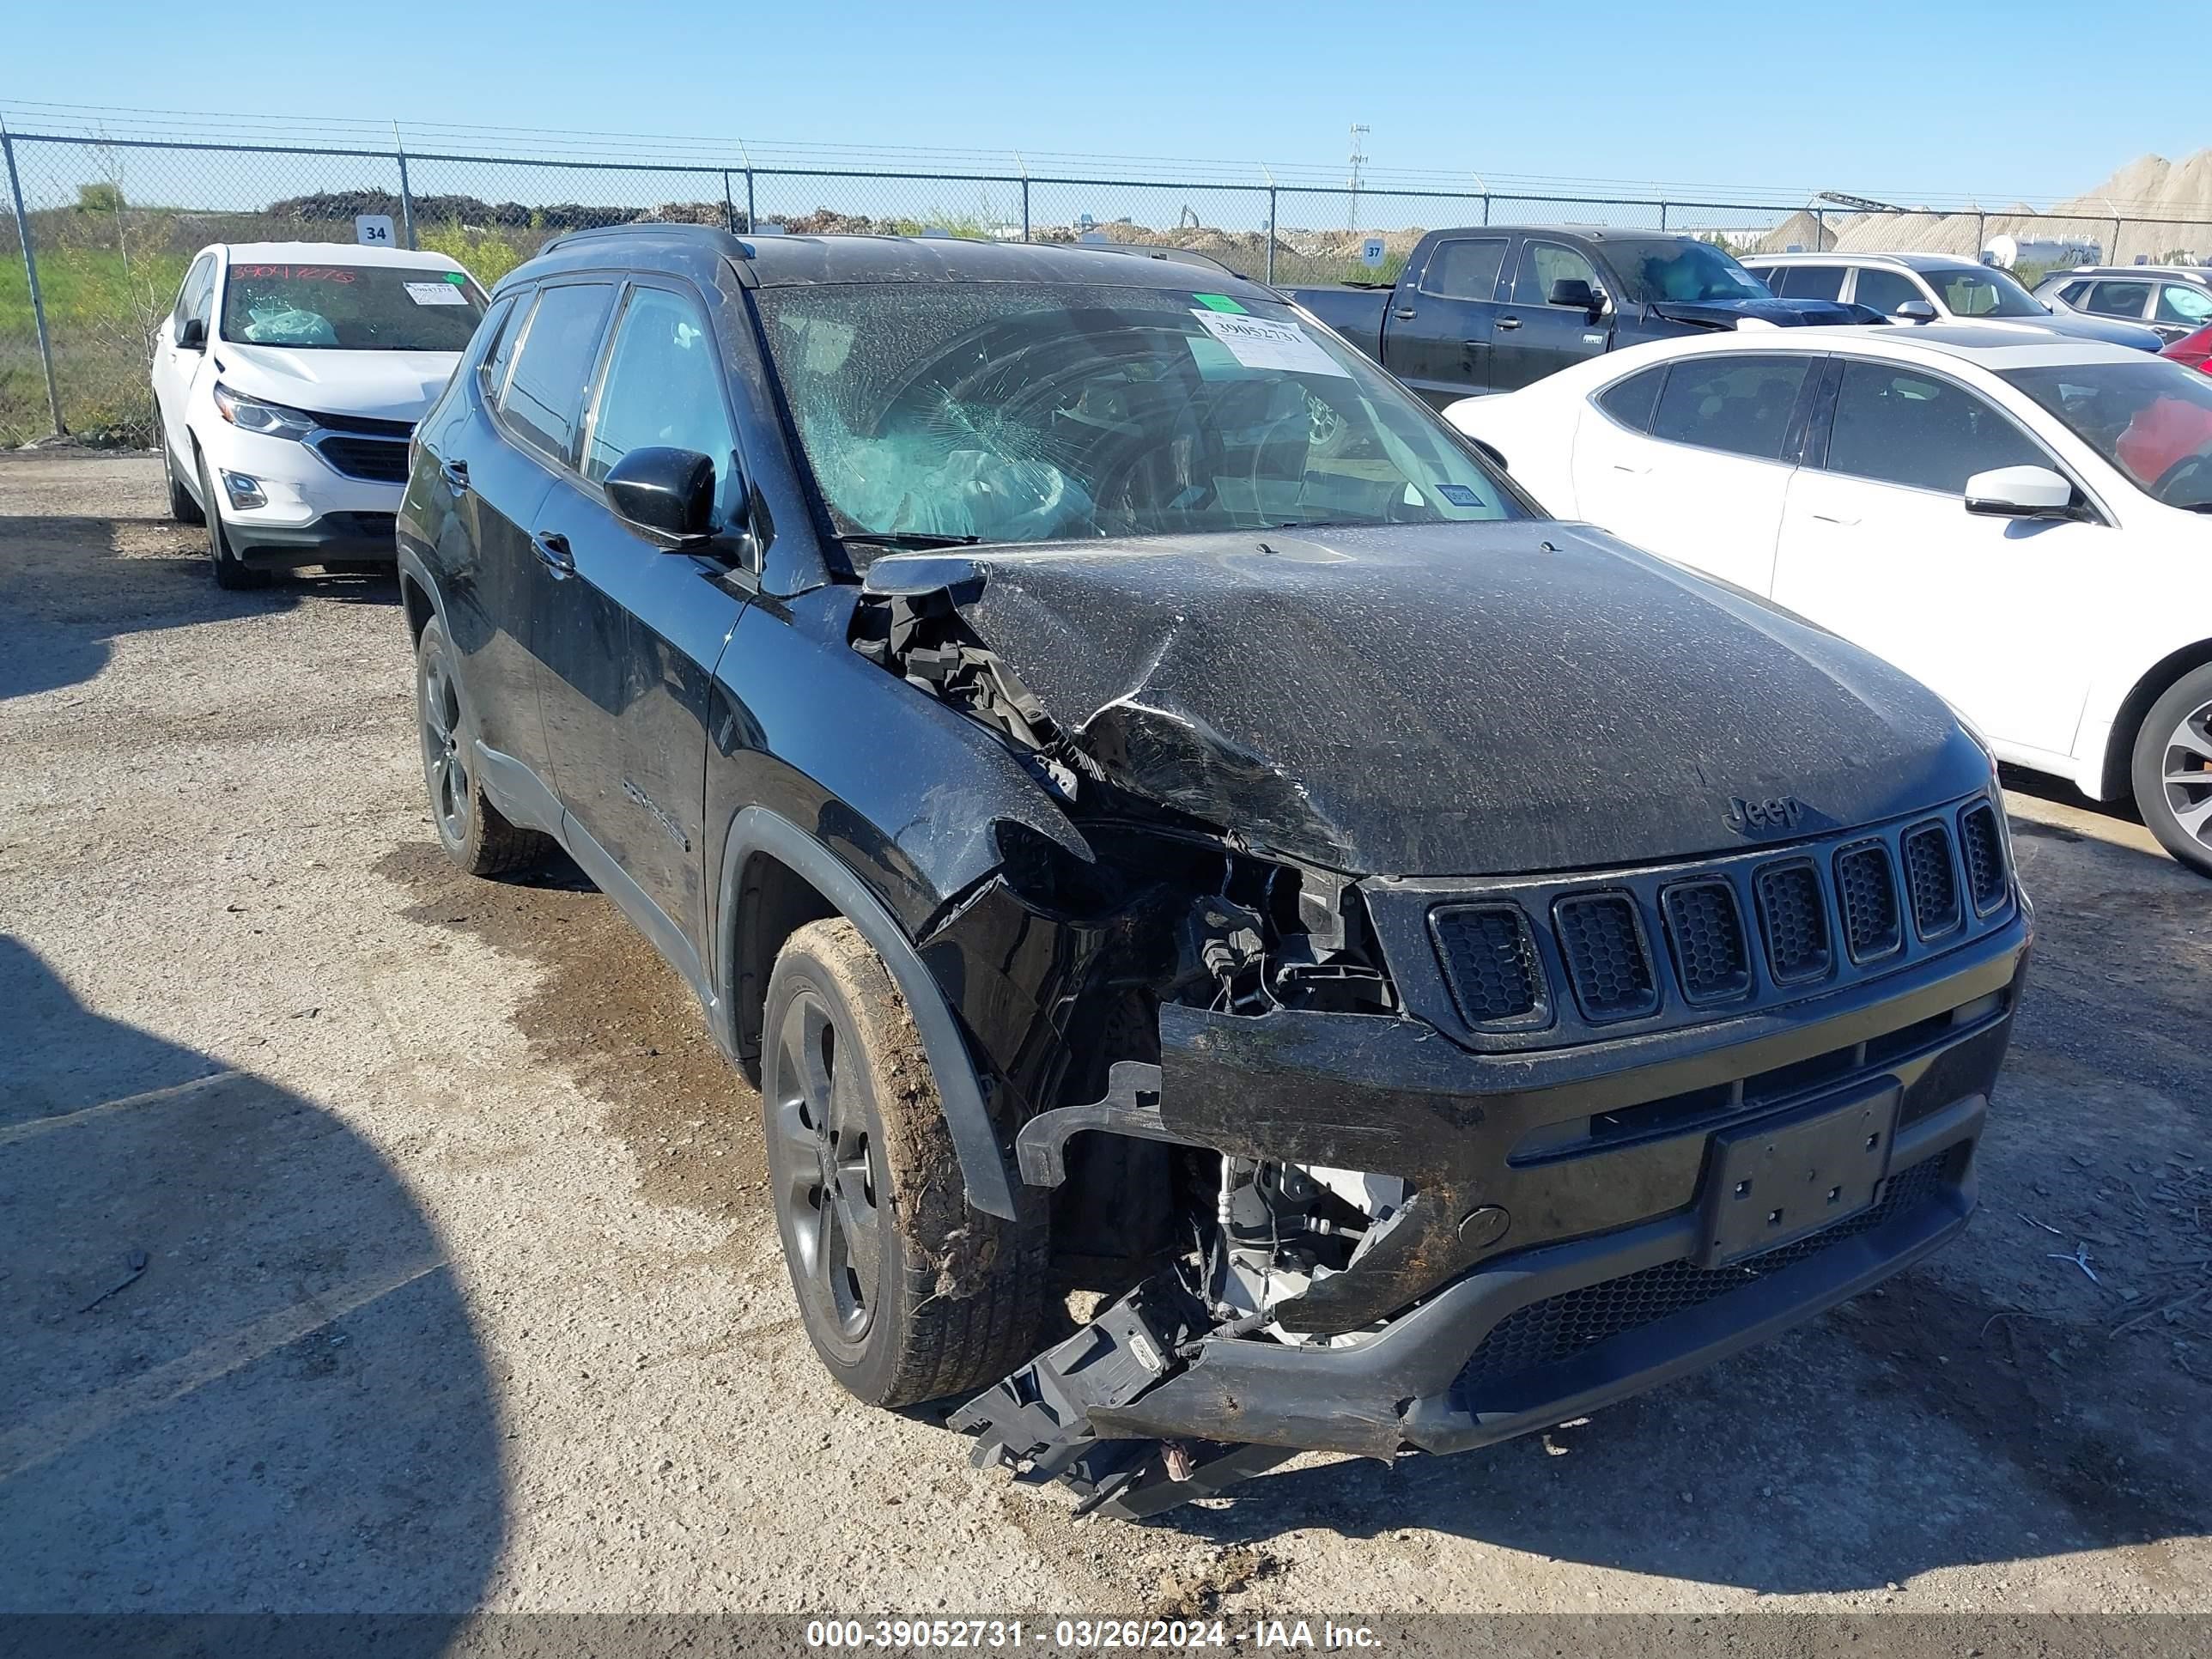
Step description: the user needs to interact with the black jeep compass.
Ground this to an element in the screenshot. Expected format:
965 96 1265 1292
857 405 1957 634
397 225 2030 1519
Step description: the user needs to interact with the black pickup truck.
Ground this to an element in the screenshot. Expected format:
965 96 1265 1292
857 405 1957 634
1286 225 1872 406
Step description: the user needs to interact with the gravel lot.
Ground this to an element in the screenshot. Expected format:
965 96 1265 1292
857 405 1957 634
3 448 2209 1622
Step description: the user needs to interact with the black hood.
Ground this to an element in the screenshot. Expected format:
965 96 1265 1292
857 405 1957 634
1650 295 1869 329
862 525 1990 878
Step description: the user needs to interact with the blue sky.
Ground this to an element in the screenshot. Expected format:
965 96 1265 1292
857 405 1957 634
3 2 2198 204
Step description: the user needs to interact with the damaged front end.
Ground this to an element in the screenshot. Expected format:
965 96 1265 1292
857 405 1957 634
854 538 2027 1520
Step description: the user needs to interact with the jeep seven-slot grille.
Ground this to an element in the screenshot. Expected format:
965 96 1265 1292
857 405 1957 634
1419 796 2011 1044
1903 822 1962 938
1754 860 1831 983
1661 880 1749 1003
1958 803 2007 913
1835 841 1902 963
1554 893 1657 1022
1433 905 1541 1024
1454 1155 1953 1399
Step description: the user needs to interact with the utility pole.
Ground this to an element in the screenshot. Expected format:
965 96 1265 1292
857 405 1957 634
1346 123 1370 232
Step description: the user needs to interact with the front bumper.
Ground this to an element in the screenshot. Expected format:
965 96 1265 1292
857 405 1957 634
957 902 2027 1518
201 422 406 565
224 510 400 568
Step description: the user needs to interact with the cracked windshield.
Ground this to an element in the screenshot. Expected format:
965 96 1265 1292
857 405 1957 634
753 280 1522 547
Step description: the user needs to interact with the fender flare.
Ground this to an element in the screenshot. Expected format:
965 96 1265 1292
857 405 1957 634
718 805 1018 1220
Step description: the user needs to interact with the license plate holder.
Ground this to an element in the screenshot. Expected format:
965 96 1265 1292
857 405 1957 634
1698 1085 1900 1267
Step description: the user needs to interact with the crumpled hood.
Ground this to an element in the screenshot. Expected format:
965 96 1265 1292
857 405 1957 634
213 342 460 422
862 524 1989 878
1650 295 1868 329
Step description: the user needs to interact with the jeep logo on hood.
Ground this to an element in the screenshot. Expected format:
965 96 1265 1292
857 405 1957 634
1725 795 1806 837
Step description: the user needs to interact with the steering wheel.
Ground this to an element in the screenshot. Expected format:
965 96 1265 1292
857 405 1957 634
2154 451 2212 508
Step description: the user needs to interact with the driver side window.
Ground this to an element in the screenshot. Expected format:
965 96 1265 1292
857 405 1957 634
581 285 739 520
1512 242 1600 307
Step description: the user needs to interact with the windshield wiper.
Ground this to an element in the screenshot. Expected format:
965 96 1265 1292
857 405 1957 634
839 531 984 550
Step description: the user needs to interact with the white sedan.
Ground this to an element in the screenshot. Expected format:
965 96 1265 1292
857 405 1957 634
1446 326 2212 873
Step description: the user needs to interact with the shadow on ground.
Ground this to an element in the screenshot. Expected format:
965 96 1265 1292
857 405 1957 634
0 936 504 1628
0 502 397 702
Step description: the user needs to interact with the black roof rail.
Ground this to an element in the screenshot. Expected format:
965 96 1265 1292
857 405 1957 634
538 220 753 258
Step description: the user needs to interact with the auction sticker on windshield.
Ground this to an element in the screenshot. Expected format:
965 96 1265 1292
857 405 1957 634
404 282 471 307
1190 309 1349 377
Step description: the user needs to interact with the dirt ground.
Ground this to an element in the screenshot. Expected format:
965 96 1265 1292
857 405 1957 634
3 448 2208 1622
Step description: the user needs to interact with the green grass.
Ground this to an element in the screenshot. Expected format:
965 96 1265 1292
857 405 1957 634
1 244 189 444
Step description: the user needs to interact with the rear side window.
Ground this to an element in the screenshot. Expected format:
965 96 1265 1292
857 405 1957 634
1777 264 1845 302
1419 237 1509 302
497 283 615 460
1823 362 2046 495
582 286 739 509
1594 365 1665 433
1648 355 1811 460
2083 280 2152 319
1850 269 1923 315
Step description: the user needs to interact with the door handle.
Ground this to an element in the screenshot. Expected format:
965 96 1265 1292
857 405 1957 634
1811 511 1860 526
439 458 470 495
531 531 574 575
1612 463 1651 476
1394 307 1418 320
1496 316 1522 331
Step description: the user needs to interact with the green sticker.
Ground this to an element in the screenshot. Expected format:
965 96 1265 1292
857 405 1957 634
1192 292 1248 313
446 270 467 283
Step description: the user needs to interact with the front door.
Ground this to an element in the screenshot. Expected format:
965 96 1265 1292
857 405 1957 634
1490 240 1613 392
150 253 216 463
1771 357 2103 758
1386 234 1510 405
532 280 752 987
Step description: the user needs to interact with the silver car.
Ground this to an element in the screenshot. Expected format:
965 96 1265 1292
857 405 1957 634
2032 265 2212 344
1747 252 2164 350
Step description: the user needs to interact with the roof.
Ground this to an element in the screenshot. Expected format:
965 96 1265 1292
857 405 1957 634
1535 323 2150 395
520 222 1279 299
216 241 466 270
2059 265 2212 283
1746 251 1991 276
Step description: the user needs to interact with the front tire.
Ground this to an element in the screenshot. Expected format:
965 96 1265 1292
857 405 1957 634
415 616 550 878
762 918 1046 1407
2130 661 2212 877
197 449 269 591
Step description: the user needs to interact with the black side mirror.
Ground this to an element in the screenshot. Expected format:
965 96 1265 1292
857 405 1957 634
1548 276 1602 314
176 316 206 351
604 446 719 544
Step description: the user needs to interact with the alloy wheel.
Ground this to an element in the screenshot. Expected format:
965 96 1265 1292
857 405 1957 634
769 990 884 1349
2160 699 2212 852
419 654 472 847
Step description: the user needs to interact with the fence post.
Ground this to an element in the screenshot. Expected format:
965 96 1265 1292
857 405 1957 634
1022 178 1031 243
1266 185 1277 284
1814 206 1825 248
1659 200 1668 231
1481 194 1491 227
2112 215 2123 263
395 149 417 250
3 130 64 439
1974 210 1986 257
721 171 735 233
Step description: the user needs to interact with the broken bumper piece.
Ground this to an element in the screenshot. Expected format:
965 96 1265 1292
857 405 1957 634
957 1107 1978 1517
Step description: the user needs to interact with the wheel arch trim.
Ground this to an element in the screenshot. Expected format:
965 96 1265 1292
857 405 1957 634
717 805 1018 1220
2097 637 2212 801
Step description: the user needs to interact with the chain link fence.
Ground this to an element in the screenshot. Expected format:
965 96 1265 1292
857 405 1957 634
9 127 2212 446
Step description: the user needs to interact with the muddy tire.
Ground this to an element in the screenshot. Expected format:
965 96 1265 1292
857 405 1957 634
761 917 1047 1407
415 616 550 878
164 439 204 526
2131 661 2212 878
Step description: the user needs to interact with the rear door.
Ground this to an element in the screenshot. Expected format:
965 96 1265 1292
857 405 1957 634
1491 239 1613 391
466 278 618 795
1574 350 1817 593
1771 357 2103 757
531 276 754 988
1386 234 1511 404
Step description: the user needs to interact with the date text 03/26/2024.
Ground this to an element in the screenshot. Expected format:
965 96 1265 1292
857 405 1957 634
804 1620 1382 1650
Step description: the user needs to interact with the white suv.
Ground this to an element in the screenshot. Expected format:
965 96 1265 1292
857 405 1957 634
150 241 488 587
